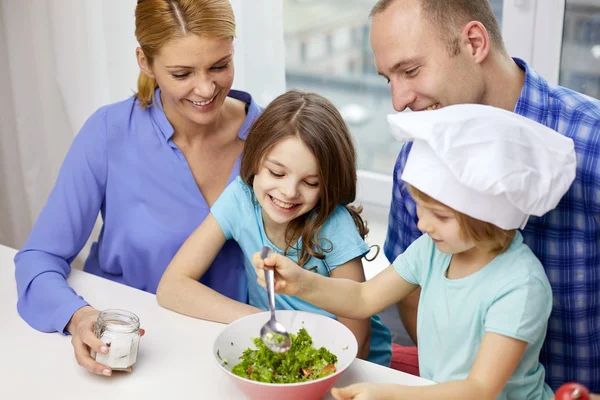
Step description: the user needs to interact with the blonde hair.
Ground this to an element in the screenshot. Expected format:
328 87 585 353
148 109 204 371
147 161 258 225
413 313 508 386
408 185 514 253
134 0 236 109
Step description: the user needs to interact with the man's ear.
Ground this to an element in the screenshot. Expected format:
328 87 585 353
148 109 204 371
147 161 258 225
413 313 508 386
460 21 491 64
136 47 155 78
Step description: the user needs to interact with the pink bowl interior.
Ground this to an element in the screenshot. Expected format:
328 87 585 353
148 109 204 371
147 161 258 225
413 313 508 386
214 310 358 400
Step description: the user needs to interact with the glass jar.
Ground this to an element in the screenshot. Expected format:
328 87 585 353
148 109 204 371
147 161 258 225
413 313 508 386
92 309 141 370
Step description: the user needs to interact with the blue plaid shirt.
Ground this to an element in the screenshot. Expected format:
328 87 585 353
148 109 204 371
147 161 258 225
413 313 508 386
384 58 600 392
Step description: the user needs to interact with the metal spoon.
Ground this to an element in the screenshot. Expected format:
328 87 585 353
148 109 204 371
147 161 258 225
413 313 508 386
259 246 291 353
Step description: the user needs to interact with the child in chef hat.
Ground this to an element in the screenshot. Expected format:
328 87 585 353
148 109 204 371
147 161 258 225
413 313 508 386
252 104 577 400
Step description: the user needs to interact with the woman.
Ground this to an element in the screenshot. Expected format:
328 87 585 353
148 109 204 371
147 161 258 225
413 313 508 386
14 0 261 377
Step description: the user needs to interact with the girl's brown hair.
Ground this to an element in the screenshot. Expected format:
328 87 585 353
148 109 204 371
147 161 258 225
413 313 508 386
134 0 235 109
408 185 514 253
241 90 368 267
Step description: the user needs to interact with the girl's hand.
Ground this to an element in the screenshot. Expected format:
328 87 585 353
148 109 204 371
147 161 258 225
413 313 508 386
252 251 309 296
331 383 383 400
66 306 145 376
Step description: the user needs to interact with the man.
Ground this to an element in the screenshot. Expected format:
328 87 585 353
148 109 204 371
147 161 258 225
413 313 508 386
371 0 600 394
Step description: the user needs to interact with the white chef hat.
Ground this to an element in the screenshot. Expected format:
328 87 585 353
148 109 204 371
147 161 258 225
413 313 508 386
387 104 577 230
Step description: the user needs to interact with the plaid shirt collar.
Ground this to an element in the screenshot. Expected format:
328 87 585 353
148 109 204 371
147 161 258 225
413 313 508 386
514 57 551 125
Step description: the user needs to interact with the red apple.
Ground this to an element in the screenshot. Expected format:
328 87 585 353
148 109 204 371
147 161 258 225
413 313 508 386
555 383 590 400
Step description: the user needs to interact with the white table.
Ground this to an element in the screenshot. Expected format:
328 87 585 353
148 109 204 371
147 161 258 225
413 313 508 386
0 244 433 399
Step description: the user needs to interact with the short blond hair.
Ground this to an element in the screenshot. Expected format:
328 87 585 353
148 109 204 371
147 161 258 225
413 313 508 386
408 185 514 253
370 0 506 56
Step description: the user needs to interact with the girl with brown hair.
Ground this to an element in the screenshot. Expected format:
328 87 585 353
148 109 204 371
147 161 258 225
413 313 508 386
14 0 260 377
158 90 393 366
253 104 576 399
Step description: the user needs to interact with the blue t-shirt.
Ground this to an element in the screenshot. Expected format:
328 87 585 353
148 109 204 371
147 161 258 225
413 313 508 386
393 232 554 399
211 176 392 366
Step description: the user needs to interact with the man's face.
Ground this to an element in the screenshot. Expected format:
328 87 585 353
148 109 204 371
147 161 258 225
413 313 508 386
370 0 485 112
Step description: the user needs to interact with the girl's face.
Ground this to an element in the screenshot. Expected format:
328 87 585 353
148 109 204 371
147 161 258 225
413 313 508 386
138 33 235 128
415 198 474 254
253 136 321 232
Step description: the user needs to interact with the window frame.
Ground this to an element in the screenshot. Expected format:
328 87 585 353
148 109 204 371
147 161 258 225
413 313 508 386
503 0 566 85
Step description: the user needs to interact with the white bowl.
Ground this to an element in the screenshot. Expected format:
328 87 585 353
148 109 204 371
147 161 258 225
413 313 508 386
214 310 358 400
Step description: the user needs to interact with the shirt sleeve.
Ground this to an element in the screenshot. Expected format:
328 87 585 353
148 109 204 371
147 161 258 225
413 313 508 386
14 106 109 334
484 275 552 344
392 233 431 285
210 178 252 240
321 206 370 270
384 142 423 263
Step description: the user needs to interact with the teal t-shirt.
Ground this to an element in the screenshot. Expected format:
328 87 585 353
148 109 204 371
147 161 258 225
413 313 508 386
393 232 554 399
211 177 392 366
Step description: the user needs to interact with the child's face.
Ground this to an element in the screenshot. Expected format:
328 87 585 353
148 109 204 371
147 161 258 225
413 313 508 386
253 136 321 230
415 199 474 254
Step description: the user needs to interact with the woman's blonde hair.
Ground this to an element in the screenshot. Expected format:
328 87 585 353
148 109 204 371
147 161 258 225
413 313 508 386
240 90 368 267
134 0 235 109
408 185 515 253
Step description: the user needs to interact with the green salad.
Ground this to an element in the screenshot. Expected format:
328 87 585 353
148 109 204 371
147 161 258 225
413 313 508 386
230 327 338 383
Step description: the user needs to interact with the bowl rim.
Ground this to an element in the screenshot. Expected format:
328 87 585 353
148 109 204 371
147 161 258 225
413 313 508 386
213 310 358 387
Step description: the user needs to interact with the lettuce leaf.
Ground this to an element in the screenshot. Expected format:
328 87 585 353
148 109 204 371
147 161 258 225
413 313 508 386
231 327 338 383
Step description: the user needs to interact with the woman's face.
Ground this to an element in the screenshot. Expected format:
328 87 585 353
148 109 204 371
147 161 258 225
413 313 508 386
138 33 235 128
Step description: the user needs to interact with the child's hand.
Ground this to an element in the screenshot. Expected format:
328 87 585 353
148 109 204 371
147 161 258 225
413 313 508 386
252 251 308 296
331 383 382 400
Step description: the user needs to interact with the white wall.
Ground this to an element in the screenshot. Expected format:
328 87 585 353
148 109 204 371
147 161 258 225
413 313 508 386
231 0 286 105
0 4 29 249
0 0 140 251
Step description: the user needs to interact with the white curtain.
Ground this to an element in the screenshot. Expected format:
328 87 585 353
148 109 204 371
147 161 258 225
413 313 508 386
0 0 285 259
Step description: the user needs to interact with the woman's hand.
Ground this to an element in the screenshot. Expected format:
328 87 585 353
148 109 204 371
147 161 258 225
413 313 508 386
66 306 145 376
251 251 310 296
66 306 110 375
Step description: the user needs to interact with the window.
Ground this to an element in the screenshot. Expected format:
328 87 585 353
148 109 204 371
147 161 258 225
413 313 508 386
280 0 600 207
283 0 505 206
559 1 600 99
284 1 397 179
